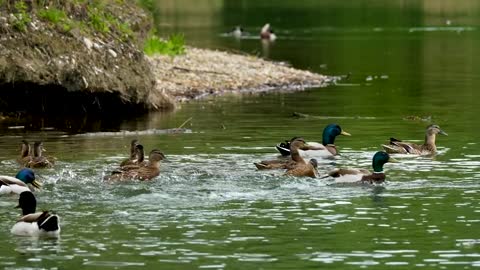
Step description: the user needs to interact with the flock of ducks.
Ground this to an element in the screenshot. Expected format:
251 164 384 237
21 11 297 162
254 123 448 183
1 139 168 238
0 124 447 238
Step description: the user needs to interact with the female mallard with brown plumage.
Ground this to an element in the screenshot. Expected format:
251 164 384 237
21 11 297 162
258 137 318 178
26 142 54 168
285 158 319 178
120 143 147 169
106 149 167 182
382 124 447 155
254 137 311 170
17 140 31 166
120 139 139 167
323 151 397 184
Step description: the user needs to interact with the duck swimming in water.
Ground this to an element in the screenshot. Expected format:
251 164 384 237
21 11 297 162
285 158 319 178
106 149 167 182
276 124 351 159
323 151 397 184
254 137 311 170
26 142 54 168
0 168 42 195
17 140 31 167
260 23 276 41
11 191 60 237
120 139 139 167
231 26 244 38
382 124 448 155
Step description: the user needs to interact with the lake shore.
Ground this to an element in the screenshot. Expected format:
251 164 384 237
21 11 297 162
147 46 332 105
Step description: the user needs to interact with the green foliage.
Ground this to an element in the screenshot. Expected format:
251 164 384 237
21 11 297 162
137 0 155 12
38 7 66 24
144 34 185 57
12 1 31 32
88 7 110 33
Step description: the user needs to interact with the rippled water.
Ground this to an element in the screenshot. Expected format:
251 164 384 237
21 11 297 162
1 0 480 269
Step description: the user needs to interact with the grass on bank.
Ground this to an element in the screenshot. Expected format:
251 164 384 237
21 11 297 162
144 33 185 57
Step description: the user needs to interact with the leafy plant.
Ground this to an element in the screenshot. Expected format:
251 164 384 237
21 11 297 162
38 7 67 24
12 1 31 32
144 34 185 57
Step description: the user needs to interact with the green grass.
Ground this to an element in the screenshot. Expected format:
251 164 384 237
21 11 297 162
144 34 185 57
38 7 67 24
12 1 31 32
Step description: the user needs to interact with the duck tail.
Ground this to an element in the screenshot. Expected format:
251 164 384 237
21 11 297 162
254 162 268 170
38 212 60 232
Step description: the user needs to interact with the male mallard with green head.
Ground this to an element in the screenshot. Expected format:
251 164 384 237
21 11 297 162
106 149 167 182
11 191 60 237
382 124 448 155
0 168 42 195
26 142 54 168
276 124 351 159
324 151 397 184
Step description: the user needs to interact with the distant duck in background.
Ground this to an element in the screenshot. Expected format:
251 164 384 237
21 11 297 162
26 142 54 168
231 26 244 38
11 191 60 237
323 151 397 184
17 140 31 167
260 23 276 41
382 124 448 155
276 124 351 159
0 168 42 195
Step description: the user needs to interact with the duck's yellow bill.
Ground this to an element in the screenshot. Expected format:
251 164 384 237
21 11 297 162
32 179 42 189
341 130 351 136
388 157 399 163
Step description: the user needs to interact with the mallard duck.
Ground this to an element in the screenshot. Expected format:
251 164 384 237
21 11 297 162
254 137 313 170
285 158 318 178
231 26 244 38
17 140 32 166
260 23 276 41
382 124 448 155
26 142 54 168
11 191 60 237
106 149 167 182
120 143 146 168
120 139 139 167
276 124 351 158
0 168 42 195
324 151 397 184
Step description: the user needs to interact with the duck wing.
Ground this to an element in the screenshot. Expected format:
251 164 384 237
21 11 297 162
0 176 28 187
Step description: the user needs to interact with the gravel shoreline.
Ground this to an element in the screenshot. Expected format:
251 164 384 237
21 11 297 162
147 47 332 104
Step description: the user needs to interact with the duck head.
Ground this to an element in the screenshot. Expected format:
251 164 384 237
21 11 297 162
33 141 46 157
309 159 318 168
426 124 448 136
16 191 37 215
322 124 351 145
290 137 310 151
149 149 167 163
372 151 397 173
135 144 145 163
15 168 42 189
130 139 139 158
20 140 30 157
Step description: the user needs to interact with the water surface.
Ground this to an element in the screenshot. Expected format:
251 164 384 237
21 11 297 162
0 1 479 269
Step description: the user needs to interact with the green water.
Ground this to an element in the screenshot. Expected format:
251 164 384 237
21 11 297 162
1 1 480 269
